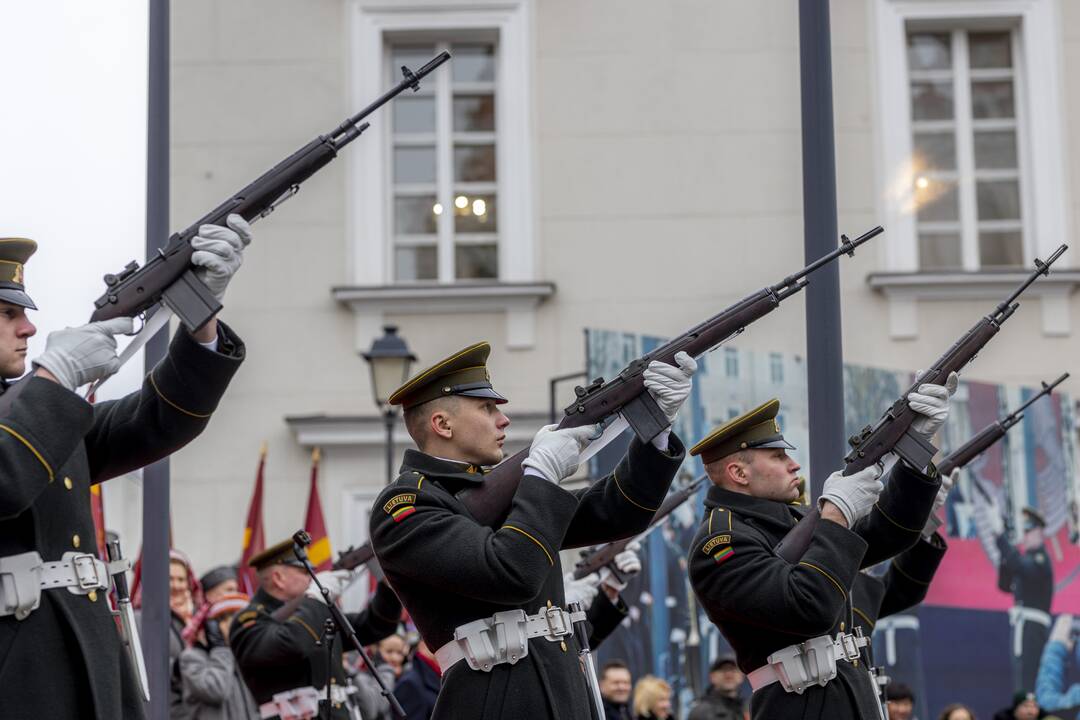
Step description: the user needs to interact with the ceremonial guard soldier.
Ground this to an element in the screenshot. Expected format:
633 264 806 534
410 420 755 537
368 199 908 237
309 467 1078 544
687 390 952 720
369 342 695 720
0 217 251 720
229 538 402 720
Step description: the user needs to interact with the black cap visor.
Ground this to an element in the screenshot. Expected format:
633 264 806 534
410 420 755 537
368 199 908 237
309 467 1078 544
748 437 797 452
0 288 36 311
454 382 509 404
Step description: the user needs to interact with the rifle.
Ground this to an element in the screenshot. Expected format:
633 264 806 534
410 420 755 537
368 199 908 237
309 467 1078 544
463 226 883 527
90 52 451 333
269 543 382 622
774 245 1069 563
571 474 706 580
937 372 1069 477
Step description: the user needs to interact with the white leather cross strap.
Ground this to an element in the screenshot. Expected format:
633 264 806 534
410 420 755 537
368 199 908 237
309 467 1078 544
258 685 351 719
0 551 127 621
748 629 870 694
435 605 588 672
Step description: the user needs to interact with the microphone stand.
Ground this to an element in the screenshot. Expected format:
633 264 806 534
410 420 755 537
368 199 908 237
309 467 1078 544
291 530 406 719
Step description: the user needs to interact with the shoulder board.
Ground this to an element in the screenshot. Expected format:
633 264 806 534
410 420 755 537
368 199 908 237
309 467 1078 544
235 610 259 624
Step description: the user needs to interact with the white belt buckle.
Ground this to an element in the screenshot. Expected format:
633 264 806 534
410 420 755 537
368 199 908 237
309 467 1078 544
538 605 570 641
70 554 104 592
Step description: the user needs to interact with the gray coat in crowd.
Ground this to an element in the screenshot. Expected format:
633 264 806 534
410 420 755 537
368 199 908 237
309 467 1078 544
177 645 260 720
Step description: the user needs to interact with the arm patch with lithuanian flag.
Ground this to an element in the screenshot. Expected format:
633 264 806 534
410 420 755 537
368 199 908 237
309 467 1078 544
701 533 735 565
384 493 417 523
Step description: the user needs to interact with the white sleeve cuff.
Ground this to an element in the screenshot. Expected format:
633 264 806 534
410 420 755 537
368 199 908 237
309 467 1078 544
198 335 219 353
650 428 671 452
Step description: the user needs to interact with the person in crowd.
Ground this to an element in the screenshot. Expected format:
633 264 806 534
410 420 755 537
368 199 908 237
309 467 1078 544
169 549 204 718
600 660 635 720
177 593 259 720
1035 613 1080 717
377 633 408 680
369 342 693 720
229 538 402 720
886 682 916 720
632 675 672 720
938 704 977 720
393 641 441 720
992 691 1044 720
201 566 240 604
688 655 746 720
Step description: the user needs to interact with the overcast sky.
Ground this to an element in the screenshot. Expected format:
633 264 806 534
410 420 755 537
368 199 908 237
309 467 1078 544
0 1 149 399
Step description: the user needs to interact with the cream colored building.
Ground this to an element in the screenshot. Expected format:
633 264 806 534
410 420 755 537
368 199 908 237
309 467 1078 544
106 0 1080 575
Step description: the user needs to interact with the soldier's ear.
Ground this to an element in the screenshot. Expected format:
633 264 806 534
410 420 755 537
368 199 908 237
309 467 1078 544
430 409 454 440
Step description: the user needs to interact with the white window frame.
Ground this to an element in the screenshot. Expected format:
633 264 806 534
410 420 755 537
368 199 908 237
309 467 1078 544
873 0 1067 271
870 0 1075 337
347 0 535 287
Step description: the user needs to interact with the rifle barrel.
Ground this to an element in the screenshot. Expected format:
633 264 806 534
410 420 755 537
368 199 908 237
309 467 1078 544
776 225 882 290
997 245 1067 313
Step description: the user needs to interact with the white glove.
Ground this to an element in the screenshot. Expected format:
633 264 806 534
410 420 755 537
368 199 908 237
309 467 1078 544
563 572 601 608
819 466 884 527
643 351 698 425
33 317 135 391
909 371 959 437
599 541 642 592
522 424 598 484
921 470 955 539
305 568 360 604
191 214 252 300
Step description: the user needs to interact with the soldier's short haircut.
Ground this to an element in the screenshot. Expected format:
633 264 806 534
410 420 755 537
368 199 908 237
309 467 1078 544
599 659 631 681
403 395 461 448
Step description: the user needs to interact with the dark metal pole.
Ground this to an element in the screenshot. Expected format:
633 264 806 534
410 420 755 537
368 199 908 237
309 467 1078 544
385 410 395 484
142 0 171 717
799 0 844 500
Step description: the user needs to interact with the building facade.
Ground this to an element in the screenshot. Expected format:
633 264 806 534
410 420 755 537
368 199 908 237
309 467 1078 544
121 0 1080 587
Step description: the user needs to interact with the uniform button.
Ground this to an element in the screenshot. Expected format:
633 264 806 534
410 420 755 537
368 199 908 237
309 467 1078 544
64 477 73 490
88 590 98 603
72 534 81 548
560 641 567 653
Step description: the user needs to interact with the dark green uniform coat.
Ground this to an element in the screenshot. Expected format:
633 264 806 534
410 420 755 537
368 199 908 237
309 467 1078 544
688 462 939 720
0 325 245 720
229 581 401 719
370 438 685 720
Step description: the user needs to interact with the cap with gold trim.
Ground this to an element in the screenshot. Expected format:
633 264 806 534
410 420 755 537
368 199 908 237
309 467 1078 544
0 238 37 310
689 398 795 464
388 341 508 410
247 538 305 572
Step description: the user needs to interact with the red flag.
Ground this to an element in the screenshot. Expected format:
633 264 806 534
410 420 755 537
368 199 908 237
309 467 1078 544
238 443 268 595
90 484 108 560
303 447 332 572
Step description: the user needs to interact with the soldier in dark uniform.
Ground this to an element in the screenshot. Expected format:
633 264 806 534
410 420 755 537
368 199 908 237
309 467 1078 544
687 391 952 720
229 538 402 720
0 217 251 720
996 506 1054 692
369 342 695 720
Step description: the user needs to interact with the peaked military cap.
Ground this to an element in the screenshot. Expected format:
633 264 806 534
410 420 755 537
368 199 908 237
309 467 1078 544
1021 506 1047 530
690 398 795 464
388 341 508 410
247 538 305 571
0 238 37 310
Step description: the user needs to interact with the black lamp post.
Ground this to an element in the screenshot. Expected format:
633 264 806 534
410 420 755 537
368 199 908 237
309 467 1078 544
363 326 416 484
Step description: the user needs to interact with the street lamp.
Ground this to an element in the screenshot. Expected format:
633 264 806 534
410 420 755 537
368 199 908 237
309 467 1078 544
363 325 416 484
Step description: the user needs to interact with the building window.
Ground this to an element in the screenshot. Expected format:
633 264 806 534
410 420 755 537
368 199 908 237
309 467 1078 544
724 348 739 379
769 352 784 385
907 28 1025 270
391 40 499 282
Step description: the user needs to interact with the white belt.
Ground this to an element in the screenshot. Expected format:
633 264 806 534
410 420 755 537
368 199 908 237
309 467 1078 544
435 605 586 672
1008 605 1052 657
258 685 352 719
748 630 870 695
0 551 122 621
